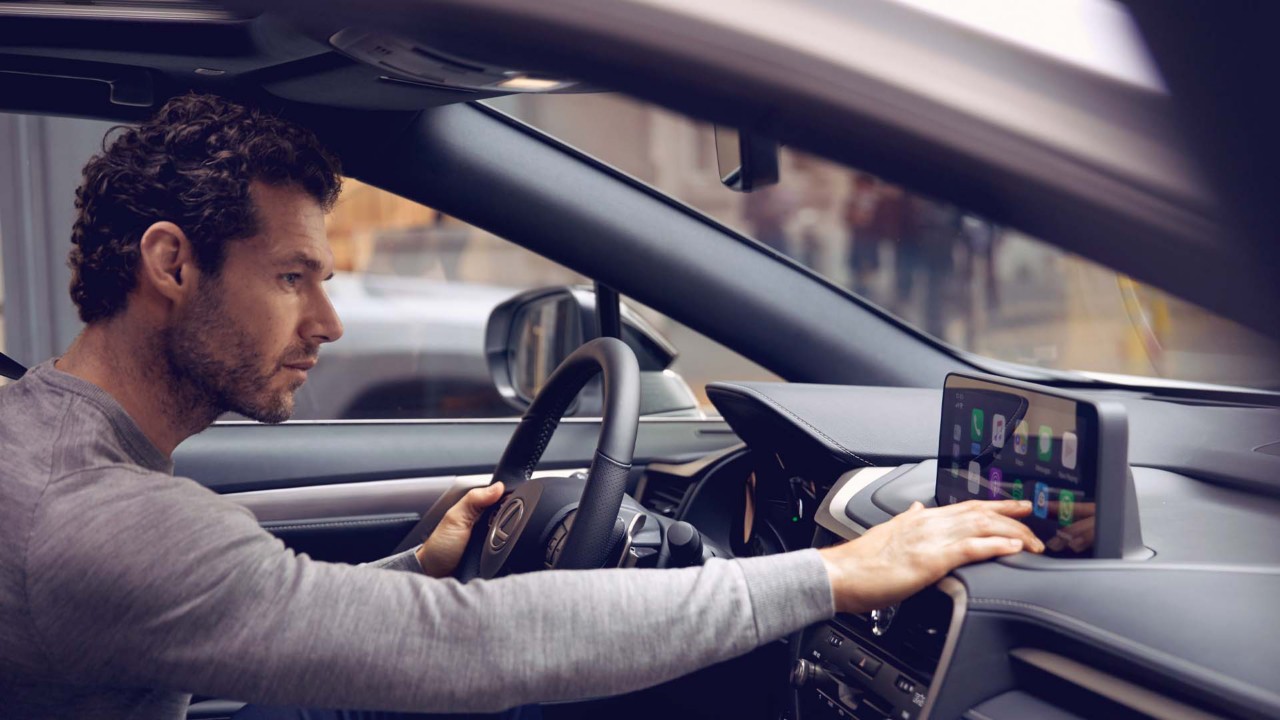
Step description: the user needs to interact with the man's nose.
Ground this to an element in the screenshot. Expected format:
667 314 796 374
305 286 344 345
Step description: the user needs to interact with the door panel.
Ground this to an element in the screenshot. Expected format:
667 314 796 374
176 418 736 493
175 418 738 563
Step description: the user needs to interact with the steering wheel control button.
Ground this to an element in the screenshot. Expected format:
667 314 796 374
895 675 916 694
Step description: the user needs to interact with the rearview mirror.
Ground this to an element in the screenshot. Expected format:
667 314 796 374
485 286 701 416
714 126 780 192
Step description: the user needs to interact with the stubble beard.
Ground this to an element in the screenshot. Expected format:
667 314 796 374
160 278 310 427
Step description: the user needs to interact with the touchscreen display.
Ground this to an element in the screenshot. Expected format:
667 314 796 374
936 375 1097 558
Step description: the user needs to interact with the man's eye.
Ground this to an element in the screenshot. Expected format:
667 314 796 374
281 273 302 286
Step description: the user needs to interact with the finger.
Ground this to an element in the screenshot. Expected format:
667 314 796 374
933 499 1031 517
445 483 505 527
906 501 926 514
942 536 1026 568
984 499 1034 518
949 509 1043 553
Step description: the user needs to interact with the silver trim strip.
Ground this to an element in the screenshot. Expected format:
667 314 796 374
227 470 583 524
214 416 727 426
920 576 969 720
814 466 896 539
1008 647 1219 720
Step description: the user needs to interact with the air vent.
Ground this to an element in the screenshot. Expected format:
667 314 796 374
637 472 694 518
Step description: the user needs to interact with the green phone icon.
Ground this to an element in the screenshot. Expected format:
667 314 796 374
971 409 984 442
1058 489 1076 526
1011 479 1024 500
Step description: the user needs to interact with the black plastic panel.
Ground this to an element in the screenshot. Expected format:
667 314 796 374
963 690 1086 720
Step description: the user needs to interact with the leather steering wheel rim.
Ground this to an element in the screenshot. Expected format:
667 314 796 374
459 337 640 578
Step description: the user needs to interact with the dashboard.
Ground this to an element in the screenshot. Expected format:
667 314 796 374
638 379 1280 720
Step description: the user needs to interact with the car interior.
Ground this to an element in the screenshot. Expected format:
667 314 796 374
1 1 1278 720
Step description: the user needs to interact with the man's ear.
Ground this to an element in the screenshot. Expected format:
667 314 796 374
137 221 197 305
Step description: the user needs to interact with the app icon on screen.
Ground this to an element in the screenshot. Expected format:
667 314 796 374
1033 482 1050 518
971 409 984 442
1062 431 1078 470
1010 479 1024 500
967 461 981 494
970 442 981 456
988 468 1004 499
951 443 961 458
953 424 961 442
951 461 960 477
1058 489 1076 526
992 414 1007 448
1037 425 1053 461
1013 421 1029 455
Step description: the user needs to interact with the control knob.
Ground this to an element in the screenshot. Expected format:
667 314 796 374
666 521 705 567
790 659 838 693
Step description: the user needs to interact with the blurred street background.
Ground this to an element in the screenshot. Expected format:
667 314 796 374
2 91 1276 415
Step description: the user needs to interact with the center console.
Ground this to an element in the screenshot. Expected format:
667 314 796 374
791 578 961 720
788 372 1147 719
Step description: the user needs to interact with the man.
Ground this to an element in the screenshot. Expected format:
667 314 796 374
0 94 1043 720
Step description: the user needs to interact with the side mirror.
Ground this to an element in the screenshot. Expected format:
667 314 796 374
485 286 702 416
714 126 780 192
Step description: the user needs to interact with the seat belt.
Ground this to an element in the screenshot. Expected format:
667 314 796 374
0 351 27 380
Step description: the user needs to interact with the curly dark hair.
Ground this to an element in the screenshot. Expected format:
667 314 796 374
68 93 342 323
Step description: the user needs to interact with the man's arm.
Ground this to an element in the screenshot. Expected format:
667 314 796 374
28 468 1038 713
27 468 832 713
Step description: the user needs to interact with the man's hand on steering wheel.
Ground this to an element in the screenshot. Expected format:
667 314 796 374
819 499 1044 614
416 483 506 578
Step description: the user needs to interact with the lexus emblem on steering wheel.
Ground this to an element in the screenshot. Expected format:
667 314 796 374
489 498 525 551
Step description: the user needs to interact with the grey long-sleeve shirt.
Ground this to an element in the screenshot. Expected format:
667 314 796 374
0 361 835 719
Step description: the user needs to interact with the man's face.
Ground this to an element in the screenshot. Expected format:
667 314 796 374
162 183 343 423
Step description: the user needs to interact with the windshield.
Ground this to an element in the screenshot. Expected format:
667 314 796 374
487 93 1279 390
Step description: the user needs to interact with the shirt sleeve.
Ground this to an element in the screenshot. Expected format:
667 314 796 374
363 548 426 574
26 467 834 713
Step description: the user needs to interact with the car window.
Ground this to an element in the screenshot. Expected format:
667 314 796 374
487 93 1280 390
298 179 775 419
0 106 770 417
292 177 578 420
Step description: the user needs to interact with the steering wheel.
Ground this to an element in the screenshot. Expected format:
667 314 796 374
453 337 640 580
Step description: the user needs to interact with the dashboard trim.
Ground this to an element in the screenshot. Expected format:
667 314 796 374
816 465 895 538
1009 647 1219 720
968 596 1280 717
